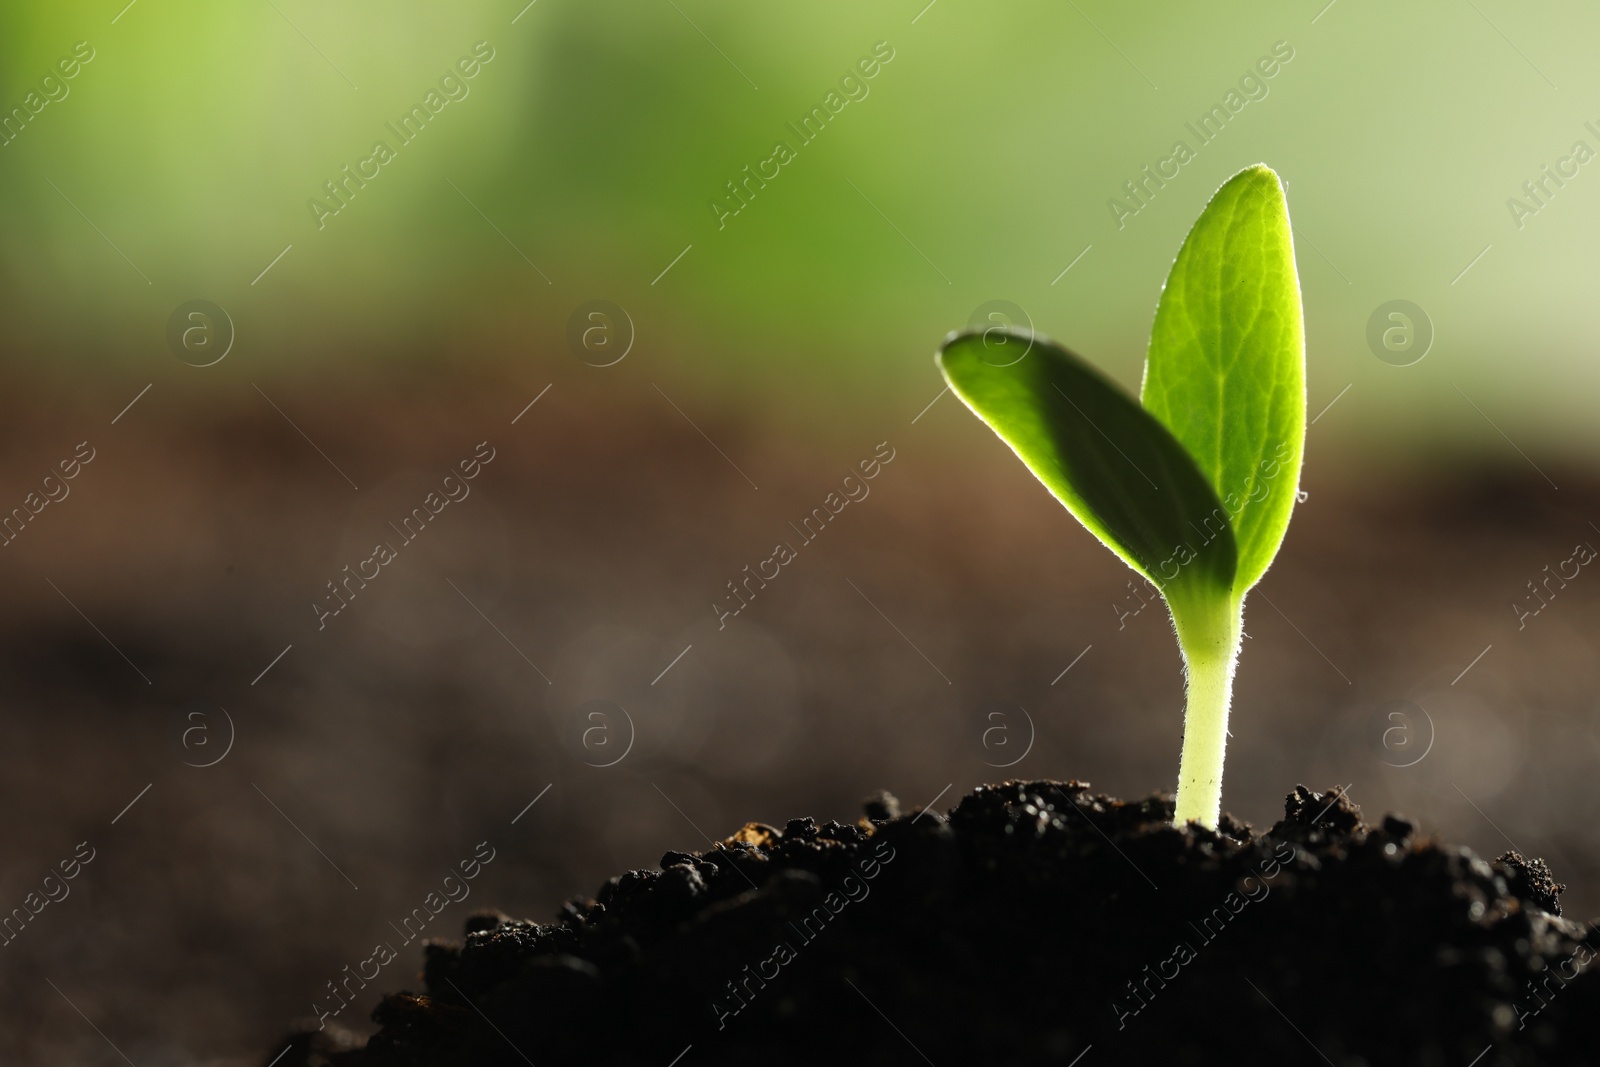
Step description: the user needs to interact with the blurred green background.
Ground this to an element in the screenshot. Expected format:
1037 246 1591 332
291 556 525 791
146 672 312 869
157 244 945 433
4 0 1596 453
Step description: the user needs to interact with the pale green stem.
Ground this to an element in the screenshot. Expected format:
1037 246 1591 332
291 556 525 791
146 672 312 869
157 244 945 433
1171 596 1246 828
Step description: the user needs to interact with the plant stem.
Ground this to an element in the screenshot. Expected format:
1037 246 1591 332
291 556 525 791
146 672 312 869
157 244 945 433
1171 597 1246 828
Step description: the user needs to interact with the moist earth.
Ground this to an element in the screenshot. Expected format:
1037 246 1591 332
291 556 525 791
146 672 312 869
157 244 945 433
277 782 1598 1066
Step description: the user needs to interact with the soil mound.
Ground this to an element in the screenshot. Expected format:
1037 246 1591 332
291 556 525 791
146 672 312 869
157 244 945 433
280 782 1596 1066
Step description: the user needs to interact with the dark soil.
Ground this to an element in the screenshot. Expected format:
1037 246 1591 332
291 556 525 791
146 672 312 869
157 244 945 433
278 783 1596 1067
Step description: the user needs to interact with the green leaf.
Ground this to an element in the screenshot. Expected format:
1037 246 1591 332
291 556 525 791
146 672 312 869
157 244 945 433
938 328 1236 610
1141 163 1306 595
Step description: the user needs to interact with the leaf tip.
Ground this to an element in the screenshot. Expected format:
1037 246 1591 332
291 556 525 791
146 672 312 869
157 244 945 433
934 329 968 380
1222 163 1288 209
936 326 972 357
937 324 1039 374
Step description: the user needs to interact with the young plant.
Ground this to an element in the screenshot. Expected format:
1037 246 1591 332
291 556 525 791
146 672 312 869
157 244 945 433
938 164 1306 828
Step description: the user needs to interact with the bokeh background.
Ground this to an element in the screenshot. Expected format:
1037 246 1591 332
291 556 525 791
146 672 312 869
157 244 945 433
4 0 1600 1062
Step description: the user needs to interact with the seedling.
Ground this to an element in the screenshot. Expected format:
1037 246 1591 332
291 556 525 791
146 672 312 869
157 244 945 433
938 164 1306 828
